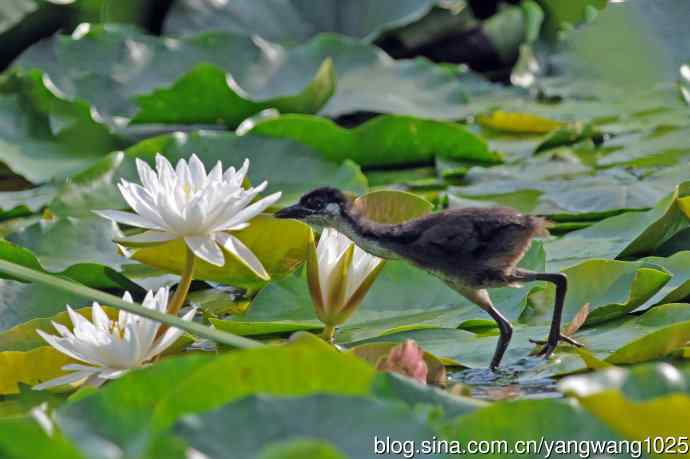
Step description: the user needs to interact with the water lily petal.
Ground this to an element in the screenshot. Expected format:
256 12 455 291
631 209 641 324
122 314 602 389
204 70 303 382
215 191 281 231
185 235 225 266
91 303 111 331
36 330 100 365
33 370 92 391
94 209 160 230
135 158 159 191
216 233 269 280
188 154 207 187
116 230 177 246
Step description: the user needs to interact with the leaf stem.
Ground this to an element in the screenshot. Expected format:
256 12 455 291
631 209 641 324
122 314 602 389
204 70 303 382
167 246 196 315
0 259 262 349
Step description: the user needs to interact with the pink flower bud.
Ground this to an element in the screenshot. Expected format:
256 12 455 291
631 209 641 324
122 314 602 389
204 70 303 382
376 340 429 384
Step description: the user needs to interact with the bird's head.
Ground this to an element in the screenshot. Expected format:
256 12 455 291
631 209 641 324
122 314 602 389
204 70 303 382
275 187 351 227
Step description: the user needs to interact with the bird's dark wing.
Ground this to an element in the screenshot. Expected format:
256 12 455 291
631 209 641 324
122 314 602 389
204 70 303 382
392 208 535 271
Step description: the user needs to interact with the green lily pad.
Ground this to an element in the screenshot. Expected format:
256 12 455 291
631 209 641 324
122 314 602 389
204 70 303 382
0 415 85 459
257 439 346 459
633 251 690 312
0 69 121 183
351 303 690 372
544 181 690 271
452 159 690 220
372 372 485 419
248 114 497 167
532 259 670 326
175 395 438 459
132 59 335 127
164 0 437 43
55 334 375 458
15 25 335 127
439 398 625 445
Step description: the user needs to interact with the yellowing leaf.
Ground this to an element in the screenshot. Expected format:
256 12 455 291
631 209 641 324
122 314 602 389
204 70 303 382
353 190 432 224
127 215 311 291
477 111 562 134
579 392 690 450
0 346 73 395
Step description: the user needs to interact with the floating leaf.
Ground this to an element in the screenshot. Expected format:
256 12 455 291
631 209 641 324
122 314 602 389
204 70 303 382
353 189 432 224
0 346 73 395
132 59 335 127
128 215 312 291
164 0 437 43
56 334 375 457
248 114 498 167
175 395 436 459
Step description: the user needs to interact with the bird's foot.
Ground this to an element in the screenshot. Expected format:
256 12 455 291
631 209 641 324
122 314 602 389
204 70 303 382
529 333 583 358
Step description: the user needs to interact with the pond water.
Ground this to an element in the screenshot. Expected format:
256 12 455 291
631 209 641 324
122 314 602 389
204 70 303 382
450 357 562 401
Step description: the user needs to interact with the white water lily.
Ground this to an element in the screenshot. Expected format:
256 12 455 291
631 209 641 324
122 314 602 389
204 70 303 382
96 154 281 276
34 288 195 390
307 228 384 341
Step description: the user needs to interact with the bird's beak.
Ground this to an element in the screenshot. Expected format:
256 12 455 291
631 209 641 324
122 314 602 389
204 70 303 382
274 203 311 220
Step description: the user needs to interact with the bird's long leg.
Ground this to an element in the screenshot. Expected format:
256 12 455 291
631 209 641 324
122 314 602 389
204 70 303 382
511 269 569 358
457 288 513 369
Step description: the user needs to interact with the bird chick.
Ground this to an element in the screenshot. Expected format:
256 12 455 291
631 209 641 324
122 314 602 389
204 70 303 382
275 187 581 368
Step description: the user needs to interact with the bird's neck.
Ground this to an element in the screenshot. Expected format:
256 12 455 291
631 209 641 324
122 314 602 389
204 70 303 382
332 205 399 259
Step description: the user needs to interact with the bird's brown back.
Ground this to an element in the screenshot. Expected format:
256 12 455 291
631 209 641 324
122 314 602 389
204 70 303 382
376 207 547 287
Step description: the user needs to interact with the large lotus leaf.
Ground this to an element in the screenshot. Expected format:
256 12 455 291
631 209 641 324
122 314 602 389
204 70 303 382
248 114 497 167
531 259 670 326
55 335 375 458
129 215 312 290
124 131 368 206
560 363 690 401
0 69 122 183
439 399 625 446
0 346 73 395
544 181 690 271
164 0 437 43
0 415 85 459
132 60 335 127
214 241 545 341
350 303 690 372
15 25 334 127
174 395 437 459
